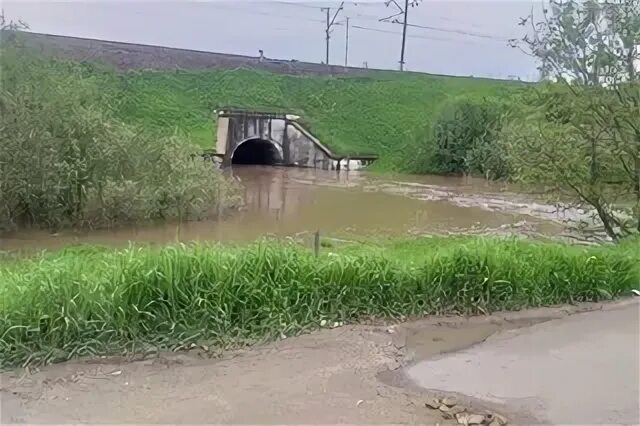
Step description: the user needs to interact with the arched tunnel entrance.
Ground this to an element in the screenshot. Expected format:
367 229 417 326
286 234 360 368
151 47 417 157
232 138 283 165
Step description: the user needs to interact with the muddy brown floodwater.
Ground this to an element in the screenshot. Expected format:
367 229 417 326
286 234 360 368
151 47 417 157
0 166 582 252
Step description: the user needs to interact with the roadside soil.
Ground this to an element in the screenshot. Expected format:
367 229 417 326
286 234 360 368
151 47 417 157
0 301 628 424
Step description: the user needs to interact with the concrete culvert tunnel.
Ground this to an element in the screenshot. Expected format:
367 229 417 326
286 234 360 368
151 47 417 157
232 139 283 165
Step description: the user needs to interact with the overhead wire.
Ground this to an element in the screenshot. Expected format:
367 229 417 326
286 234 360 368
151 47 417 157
403 22 509 42
213 3 327 24
214 3 509 45
350 24 479 45
272 1 326 9
272 2 511 42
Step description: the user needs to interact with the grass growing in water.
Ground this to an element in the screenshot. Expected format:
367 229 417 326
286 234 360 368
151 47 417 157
1 237 637 368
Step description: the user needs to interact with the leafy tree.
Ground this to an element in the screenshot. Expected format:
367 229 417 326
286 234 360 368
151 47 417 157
507 0 639 241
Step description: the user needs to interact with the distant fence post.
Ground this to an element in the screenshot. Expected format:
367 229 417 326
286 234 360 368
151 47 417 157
313 231 320 257
216 185 222 218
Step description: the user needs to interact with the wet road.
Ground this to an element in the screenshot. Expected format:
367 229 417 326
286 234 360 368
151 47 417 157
0 166 574 251
406 300 640 424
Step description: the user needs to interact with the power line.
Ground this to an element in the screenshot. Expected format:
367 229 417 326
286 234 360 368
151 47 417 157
218 3 509 43
214 3 326 24
350 8 502 33
273 1 325 9
403 22 509 42
350 24 478 45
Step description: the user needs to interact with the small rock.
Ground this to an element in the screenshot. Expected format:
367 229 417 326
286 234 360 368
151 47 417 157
320 319 327 327
456 413 468 425
449 405 466 415
467 414 487 425
332 322 339 328
280 333 287 340
425 398 441 409
491 413 508 425
442 396 458 407
439 405 454 419
339 321 344 326
386 326 396 334
109 370 122 376
356 399 364 407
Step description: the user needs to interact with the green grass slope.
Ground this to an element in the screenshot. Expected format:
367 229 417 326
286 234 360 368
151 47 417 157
113 69 522 170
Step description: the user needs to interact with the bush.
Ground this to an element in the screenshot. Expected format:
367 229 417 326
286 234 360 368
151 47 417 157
501 84 639 240
0 238 636 367
430 97 509 179
0 45 239 230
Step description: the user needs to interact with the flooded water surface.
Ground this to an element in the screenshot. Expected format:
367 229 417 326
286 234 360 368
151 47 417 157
1 166 575 252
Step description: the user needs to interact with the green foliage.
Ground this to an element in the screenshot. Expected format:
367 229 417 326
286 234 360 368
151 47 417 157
1 237 636 367
502 84 639 239
519 0 639 85
507 0 639 241
427 97 509 178
0 46 240 230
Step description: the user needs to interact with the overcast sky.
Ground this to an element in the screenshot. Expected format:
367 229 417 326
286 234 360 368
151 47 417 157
3 0 543 80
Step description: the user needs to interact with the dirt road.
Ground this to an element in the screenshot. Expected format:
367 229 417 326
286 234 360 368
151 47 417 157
1 301 635 424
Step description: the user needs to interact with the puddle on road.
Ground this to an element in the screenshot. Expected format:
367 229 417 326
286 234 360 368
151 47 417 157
0 166 578 252
402 318 550 362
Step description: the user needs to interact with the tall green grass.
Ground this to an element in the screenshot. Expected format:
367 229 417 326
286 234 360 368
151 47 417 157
1 238 636 368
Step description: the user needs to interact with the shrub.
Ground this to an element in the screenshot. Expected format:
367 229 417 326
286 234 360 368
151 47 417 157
0 45 239 230
430 97 509 179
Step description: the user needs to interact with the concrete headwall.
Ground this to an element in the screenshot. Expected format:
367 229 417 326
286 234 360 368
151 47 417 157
218 111 375 170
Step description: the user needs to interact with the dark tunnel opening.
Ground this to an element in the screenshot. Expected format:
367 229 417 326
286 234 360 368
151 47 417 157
231 139 283 165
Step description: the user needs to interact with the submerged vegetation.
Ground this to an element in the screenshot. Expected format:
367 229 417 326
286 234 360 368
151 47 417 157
1 237 637 368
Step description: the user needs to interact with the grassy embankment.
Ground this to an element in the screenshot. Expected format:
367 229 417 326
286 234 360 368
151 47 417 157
110 68 522 170
1 237 637 368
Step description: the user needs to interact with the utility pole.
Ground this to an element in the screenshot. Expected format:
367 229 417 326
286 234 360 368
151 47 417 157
321 2 344 66
380 0 421 71
344 17 350 67
399 0 409 71
324 7 330 65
